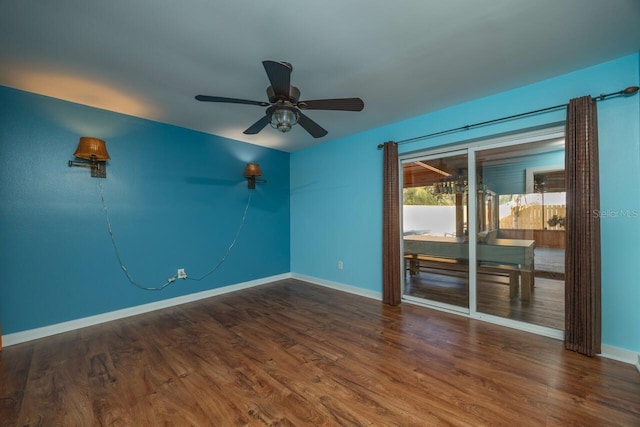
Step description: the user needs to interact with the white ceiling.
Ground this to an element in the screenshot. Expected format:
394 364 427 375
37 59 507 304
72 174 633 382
2 1 639 152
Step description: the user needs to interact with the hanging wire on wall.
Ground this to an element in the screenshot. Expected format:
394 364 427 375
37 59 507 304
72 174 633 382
186 190 253 282
98 181 253 291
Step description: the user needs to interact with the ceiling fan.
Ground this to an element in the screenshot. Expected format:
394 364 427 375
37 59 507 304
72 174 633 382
195 60 364 138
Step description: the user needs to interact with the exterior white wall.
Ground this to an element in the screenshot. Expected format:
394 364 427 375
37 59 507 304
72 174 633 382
403 205 456 236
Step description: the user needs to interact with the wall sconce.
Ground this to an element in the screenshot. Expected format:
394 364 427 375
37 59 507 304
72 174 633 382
68 137 110 178
244 163 266 189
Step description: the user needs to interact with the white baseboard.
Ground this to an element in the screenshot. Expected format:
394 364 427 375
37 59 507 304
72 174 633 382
291 273 382 301
2 273 291 347
599 344 640 368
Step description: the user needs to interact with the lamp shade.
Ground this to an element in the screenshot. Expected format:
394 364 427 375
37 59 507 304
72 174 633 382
245 163 262 177
73 137 110 161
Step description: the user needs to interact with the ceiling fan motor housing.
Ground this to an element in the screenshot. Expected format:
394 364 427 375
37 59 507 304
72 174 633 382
267 85 300 104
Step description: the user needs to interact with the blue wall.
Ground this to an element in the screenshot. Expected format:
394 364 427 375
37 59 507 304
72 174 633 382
290 132 383 291
0 86 290 334
291 53 640 353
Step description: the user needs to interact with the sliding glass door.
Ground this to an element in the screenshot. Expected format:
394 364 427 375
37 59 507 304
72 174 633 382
474 138 565 329
401 126 566 335
402 151 469 312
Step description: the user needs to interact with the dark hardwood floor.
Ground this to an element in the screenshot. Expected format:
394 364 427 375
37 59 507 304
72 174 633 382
1 279 638 426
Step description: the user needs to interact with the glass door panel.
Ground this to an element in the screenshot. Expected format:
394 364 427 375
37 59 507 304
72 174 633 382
474 139 565 329
402 153 469 310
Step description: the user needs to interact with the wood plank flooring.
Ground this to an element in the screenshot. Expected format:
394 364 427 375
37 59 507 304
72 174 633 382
1 279 639 426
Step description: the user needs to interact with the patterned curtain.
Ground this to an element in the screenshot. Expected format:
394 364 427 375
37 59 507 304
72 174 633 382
383 141 401 305
564 96 601 356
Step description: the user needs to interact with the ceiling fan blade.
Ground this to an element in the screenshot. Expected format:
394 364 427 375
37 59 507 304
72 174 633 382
243 115 270 135
298 97 364 111
262 61 292 98
297 112 328 138
195 95 269 107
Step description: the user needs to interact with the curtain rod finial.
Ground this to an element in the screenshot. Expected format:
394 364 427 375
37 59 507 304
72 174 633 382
377 141 397 150
623 86 639 95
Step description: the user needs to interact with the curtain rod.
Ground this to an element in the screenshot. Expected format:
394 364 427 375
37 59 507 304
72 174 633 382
377 86 639 149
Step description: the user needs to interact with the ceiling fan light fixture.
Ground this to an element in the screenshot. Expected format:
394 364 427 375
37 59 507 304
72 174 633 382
270 107 298 133
195 60 364 138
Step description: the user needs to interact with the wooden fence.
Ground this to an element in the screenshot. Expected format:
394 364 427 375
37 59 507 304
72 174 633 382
500 205 566 230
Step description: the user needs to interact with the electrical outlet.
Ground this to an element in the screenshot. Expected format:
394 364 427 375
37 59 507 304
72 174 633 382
177 268 187 279
338 261 343 270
